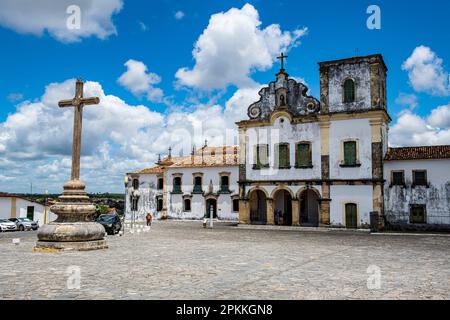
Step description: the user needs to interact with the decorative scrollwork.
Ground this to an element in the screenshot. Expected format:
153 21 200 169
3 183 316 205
248 104 261 119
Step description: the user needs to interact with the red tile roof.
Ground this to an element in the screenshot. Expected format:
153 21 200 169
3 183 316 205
385 146 450 161
135 145 239 174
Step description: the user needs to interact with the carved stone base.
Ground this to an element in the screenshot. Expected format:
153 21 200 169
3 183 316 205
37 222 106 242
35 179 108 252
34 239 108 252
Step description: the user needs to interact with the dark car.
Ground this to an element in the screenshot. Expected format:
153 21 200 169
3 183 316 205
96 214 122 235
9 217 39 231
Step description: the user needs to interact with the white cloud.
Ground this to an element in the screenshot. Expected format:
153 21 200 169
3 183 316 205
0 0 123 43
395 93 418 110
389 102 450 147
117 59 164 102
175 3 307 90
428 103 450 129
402 46 450 96
175 11 185 20
0 78 262 193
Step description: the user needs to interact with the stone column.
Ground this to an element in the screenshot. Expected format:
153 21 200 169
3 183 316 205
266 199 274 225
370 119 385 229
292 199 300 226
319 198 331 227
319 120 331 227
239 200 250 224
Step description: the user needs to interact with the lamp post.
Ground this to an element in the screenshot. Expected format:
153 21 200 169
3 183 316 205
128 186 140 230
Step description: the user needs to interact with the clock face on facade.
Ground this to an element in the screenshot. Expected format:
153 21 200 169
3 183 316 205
248 105 261 119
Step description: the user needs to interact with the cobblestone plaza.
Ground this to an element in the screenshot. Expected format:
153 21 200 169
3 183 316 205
1 221 449 300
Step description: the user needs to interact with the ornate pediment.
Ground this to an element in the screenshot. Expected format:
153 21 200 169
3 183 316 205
247 72 320 120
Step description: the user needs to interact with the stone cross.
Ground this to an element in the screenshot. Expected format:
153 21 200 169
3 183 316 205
58 79 100 181
277 52 288 70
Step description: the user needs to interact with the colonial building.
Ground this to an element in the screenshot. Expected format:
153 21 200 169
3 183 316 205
125 146 240 221
126 53 450 230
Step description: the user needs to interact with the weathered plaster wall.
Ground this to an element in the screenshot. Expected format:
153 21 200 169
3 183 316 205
384 159 450 225
329 118 373 180
330 185 373 227
246 118 322 181
328 62 372 112
125 173 159 221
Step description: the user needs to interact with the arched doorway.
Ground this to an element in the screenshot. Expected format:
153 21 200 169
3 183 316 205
273 189 292 226
300 189 320 227
205 198 217 218
249 189 267 225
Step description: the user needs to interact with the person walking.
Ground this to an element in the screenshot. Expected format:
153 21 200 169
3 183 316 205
145 213 152 227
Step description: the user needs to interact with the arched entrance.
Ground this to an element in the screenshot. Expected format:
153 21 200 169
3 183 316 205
273 189 293 226
249 189 267 225
205 198 217 218
300 189 320 227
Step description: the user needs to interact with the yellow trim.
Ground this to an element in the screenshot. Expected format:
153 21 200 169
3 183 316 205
237 109 391 129
319 121 330 155
10 197 16 218
341 201 360 228
369 119 383 143
270 186 295 199
270 110 293 125
296 187 322 200
247 186 270 199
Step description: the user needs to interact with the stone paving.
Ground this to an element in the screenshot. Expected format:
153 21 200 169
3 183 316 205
0 220 449 300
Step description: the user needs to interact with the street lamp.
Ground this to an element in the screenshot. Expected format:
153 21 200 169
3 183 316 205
128 183 140 230
133 189 141 228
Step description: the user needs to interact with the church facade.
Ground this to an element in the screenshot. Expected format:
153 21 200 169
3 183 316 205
126 54 450 230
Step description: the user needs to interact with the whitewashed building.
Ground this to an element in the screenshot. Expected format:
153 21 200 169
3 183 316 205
384 146 450 230
0 193 56 226
125 146 240 221
126 54 450 231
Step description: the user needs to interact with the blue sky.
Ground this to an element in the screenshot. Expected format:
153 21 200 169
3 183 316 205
1 0 450 193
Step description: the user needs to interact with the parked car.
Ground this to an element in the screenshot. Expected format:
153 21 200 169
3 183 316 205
96 214 122 235
0 219 18 232
9 218 39 231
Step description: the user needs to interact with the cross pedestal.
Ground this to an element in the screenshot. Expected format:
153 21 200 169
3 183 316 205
34 79 107 252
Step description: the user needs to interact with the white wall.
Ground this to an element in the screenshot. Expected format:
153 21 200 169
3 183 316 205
329 118 373 180
0 197 54 226
384 159 450 225
330 185 373 228
0 198 11 219
246 118 322 181
125 173 160 221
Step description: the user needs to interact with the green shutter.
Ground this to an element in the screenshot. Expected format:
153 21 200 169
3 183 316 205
344 79 355 103
297 143 311 167
278 144 289 168
256 144 269 168
344 141 357 166
345 204 357 229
